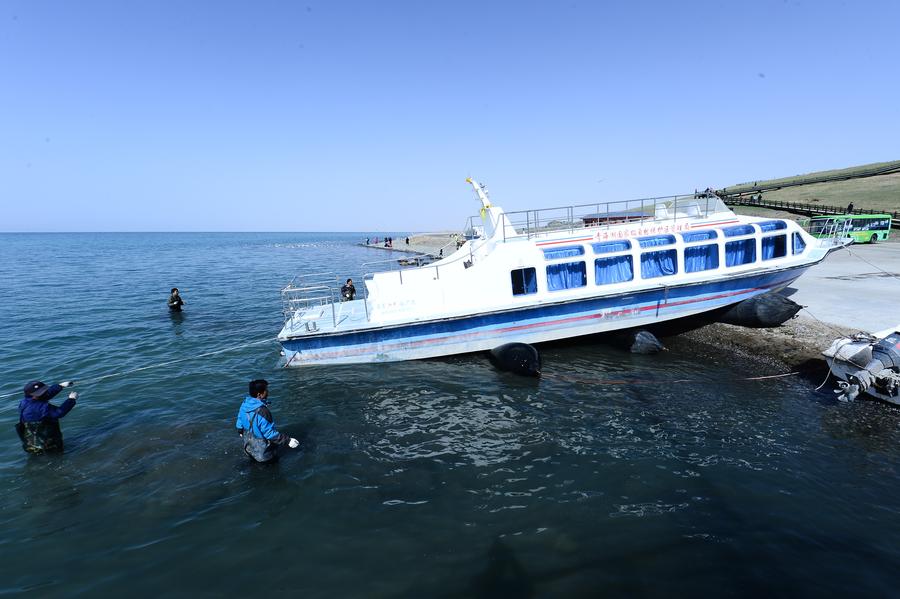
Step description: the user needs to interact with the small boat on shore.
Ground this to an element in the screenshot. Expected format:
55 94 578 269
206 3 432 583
278 178 849 366
823 326 900 404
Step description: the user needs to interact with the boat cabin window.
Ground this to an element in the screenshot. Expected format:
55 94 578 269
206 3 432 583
591 240 631 254
640 249 678 278
725 239 756 266
757 220 787 232
762 235 787 260
546 261 587 291
510 268 538 296
595 255 634 285
722 224 755 237
684 244 719 273
792 232 806 255
681 230 718 243
637 234 675 248
542 245 585 260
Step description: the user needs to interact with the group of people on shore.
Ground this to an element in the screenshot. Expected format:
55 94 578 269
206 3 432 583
364 236 411 247
15 287 301 463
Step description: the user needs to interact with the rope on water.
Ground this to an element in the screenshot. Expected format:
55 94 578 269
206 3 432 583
0 337 279 399
541 370 800 386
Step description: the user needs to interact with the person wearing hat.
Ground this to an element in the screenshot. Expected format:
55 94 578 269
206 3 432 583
16 380 78 454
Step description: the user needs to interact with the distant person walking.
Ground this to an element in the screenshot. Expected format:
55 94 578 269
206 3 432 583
235 379 299 463
16 380 78 454
168 287 185 312
846 202 854 214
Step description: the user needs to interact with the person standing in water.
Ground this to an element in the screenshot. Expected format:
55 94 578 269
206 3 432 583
235 379 299 463
17 380 78 454
168 287 185 311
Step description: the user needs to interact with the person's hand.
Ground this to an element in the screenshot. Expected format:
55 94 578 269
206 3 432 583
68 391 78 401
288 438 300 449
60 381 74 388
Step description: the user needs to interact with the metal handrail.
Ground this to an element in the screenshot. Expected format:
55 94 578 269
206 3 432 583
281 283 338 327
801 216 853 246
466 193 727 241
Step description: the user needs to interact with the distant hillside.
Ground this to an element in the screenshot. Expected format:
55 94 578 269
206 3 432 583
720 160 900 214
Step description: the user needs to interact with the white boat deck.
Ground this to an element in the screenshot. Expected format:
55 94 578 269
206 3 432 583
277 179 850 364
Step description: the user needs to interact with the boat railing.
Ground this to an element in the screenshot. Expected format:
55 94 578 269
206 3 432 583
800 217 854 247
281 283 338 328
466 193 728 241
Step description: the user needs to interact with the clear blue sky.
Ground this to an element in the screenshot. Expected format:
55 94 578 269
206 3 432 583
2 0 898 232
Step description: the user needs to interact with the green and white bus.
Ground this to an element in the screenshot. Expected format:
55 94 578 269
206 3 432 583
809 214 892 243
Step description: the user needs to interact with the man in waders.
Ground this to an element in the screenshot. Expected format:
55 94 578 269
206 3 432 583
17 381 78 454
168 287 185 311
235 379 299 463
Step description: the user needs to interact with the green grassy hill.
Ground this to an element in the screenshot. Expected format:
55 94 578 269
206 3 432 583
721 160 900 214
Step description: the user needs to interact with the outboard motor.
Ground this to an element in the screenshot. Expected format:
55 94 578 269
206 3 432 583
488 343 542 377
840 330 900 401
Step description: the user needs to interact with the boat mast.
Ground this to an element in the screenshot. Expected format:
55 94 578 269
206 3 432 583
465 177 504 239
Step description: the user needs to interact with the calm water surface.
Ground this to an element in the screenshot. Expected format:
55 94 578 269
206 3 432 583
1 233 899 597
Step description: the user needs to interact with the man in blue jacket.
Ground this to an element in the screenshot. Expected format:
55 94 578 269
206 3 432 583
235 379 299 462
17 380 78 454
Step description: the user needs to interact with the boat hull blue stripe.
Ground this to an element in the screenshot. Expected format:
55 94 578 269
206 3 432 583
281 266 806 360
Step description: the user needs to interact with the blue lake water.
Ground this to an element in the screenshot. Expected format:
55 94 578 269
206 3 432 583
1 232 899 597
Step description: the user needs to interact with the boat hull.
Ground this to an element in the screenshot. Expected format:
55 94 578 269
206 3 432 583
280 265 809 366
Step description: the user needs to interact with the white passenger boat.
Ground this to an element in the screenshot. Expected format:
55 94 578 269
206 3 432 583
278 179 847 366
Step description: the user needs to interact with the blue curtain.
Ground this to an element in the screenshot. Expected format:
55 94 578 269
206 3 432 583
762 235 787 260
725 239 756 266
684 244 719 272
543 245 584 260
546 262 586 291
511 268 537 295
682 230 717 242
758 220 787 232
638 235 675 248
592 240 631 254
792 232 806 255
723 224 755 237
595 255 634 284
640 249 677 278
